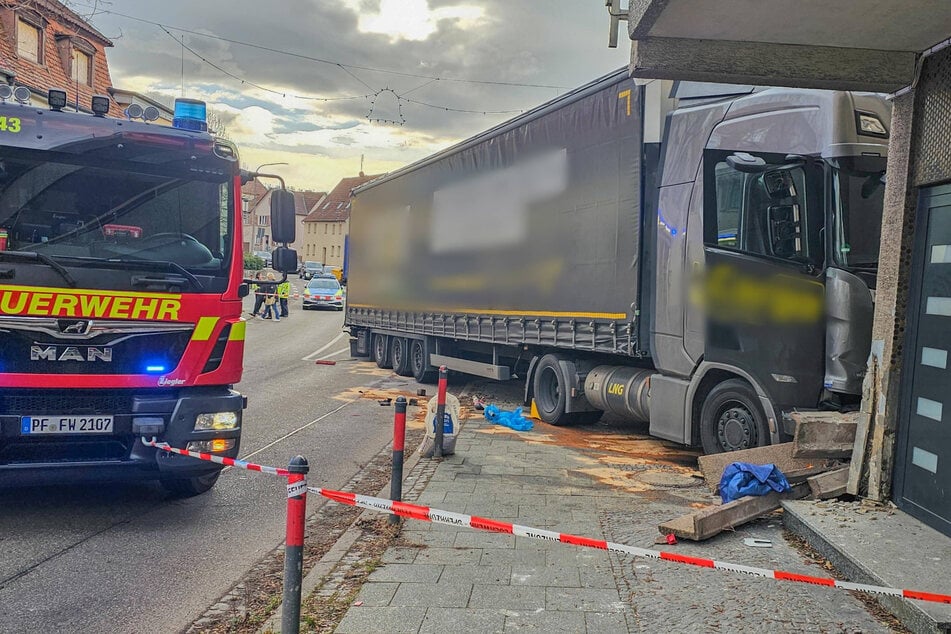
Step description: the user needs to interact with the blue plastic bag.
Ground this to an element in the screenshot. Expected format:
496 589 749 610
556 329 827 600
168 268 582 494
484 404 533 431
718 462 791 503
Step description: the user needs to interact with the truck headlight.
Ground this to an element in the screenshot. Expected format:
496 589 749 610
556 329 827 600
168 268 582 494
195 412 238 430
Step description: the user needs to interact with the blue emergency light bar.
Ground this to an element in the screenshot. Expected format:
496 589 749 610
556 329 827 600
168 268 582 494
172 98 208 132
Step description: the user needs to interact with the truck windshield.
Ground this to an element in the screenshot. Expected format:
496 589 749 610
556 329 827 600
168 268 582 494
0 152 232 280
831 161 886 269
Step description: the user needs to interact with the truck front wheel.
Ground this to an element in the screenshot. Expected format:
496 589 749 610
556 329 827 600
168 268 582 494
699 379 770 454
160 470 221 497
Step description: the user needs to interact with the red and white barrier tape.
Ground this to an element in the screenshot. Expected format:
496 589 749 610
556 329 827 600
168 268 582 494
142 437 290 477
137 438 950 605
310 486 951 606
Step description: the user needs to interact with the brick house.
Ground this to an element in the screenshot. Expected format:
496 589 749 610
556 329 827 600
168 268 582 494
0 0 122 116
301 172 380 267
241 177 326 259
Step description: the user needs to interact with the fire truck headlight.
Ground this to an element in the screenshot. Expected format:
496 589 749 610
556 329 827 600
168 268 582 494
187 439 235 453
194 412 239 430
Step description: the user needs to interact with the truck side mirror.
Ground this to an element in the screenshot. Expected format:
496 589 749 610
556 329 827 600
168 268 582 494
767 204 801 258
726 152 767 173
271 246 298 274
270 189 296 244
763 170 796 200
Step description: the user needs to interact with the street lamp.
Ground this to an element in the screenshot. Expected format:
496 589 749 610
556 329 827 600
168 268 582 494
254 162 288 173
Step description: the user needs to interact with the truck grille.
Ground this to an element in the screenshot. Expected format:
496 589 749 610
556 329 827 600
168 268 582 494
0 318 192 375
0 438 131 463
0 392 133 414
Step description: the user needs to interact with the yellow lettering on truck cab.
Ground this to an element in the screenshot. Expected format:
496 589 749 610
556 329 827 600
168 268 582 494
0 285 182 321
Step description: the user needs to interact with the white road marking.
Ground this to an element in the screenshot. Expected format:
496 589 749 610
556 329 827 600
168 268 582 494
325 347 351 359
302 332 346 360
223 399 355 472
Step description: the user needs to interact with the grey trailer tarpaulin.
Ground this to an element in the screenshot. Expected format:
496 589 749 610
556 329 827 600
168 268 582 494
346 69 643 356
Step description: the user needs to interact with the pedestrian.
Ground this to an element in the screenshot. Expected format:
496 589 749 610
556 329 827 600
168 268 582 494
250 271 265 317
277 278 291 318
261 272 280 322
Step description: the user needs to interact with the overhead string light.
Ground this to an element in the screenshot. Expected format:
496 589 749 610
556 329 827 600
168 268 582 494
367 88 405 126
76 3 561 119
161 27 371 103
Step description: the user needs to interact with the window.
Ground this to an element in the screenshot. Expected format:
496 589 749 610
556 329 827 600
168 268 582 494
17 18 42 64
324 224 328 234
258 215 268 226
332 224 335 235
705 152 822 266
71 49 91 86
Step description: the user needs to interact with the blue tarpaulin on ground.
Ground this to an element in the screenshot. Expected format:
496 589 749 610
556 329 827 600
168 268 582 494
718 462 791 503
484 405 533 431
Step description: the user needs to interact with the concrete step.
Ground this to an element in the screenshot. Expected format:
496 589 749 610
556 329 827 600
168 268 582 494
782 499 951 634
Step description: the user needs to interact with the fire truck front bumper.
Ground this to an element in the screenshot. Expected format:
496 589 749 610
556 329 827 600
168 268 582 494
0 387 245 487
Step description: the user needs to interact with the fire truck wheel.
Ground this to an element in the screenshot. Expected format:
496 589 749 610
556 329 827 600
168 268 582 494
160 470 221 497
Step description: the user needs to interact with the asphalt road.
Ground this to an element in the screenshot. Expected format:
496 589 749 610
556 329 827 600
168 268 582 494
0 290 402 634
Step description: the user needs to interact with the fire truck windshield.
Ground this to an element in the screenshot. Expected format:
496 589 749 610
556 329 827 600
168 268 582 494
0 151 233 285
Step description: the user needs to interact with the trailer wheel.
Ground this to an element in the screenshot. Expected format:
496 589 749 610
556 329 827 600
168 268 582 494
410 339 437 384
160 470 220 497
699 379 769 454
533 354 576 426
391 337 412 376
372 334 391 369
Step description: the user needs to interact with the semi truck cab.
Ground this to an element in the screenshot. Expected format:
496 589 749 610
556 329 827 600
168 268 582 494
647 87 889 452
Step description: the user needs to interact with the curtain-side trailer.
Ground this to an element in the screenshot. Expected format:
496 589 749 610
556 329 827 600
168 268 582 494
345 69 890 454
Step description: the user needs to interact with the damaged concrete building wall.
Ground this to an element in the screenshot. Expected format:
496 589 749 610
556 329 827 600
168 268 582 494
850 45 951 501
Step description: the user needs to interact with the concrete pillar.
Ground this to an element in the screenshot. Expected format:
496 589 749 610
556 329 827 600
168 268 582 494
850 89 919 500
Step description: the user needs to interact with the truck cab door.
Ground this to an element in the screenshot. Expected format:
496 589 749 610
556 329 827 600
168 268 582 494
698 151 826 431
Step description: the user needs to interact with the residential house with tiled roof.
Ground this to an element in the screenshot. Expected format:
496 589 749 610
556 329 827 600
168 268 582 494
0 0 123 116
241 177 326 260
301 172 380 268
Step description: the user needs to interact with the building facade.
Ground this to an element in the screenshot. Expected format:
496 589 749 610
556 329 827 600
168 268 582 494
0 0 122 116
301 172 380 267
241 177 326 260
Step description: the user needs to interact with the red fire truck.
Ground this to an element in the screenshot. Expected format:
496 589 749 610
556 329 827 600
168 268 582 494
0 90 296 495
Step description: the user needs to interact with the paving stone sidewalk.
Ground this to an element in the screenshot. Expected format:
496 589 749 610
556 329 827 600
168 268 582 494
336 414 897 633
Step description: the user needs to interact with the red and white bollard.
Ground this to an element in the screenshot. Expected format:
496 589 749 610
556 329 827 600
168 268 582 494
389 397 408 525
282 455 308 634
434 366 448 458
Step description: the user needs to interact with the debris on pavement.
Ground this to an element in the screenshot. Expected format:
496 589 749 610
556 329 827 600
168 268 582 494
743 538 774 548
662 414 859 541
659 483 810 541
718 462 791 503
483 404 533 431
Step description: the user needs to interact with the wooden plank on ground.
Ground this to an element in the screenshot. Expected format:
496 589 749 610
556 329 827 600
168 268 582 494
807 467 850 500
698 443 830 493
791 411 860 458
659 483 810 541
848 354 878 495
783 464 837 484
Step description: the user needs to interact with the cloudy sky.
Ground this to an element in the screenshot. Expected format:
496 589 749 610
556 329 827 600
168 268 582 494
76 0 628 191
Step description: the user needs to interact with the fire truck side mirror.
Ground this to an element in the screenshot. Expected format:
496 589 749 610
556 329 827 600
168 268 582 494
271 246 298 274
270 189 296 244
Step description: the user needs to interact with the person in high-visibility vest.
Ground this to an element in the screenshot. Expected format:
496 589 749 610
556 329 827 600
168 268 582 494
250 271 265 317
277 279 291 318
